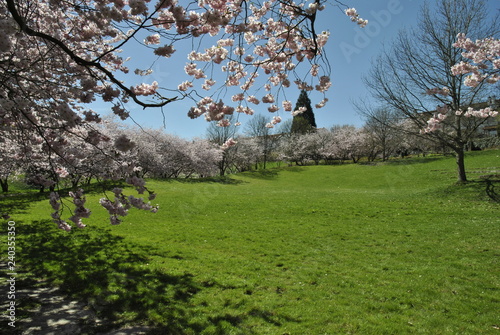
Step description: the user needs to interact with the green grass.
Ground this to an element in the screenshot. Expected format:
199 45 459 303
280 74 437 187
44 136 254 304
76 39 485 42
1 150 499 334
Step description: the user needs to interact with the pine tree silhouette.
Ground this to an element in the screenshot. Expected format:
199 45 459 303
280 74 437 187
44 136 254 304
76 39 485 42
291 90 316 133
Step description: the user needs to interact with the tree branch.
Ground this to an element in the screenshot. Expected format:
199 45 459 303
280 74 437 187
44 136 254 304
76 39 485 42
6 0 177 109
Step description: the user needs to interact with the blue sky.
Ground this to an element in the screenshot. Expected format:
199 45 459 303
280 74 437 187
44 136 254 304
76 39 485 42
92 0 498 139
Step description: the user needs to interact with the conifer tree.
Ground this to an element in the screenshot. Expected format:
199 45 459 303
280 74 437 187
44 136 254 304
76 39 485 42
291 90 317 133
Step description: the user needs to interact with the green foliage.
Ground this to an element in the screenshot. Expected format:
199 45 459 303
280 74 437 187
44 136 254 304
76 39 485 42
1 150 499 334
291 90 316 133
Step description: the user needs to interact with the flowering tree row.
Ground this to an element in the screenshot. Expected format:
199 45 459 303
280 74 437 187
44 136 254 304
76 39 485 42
0 120 224 225
0 0 367 228
126 126 222 179
216 120 434 172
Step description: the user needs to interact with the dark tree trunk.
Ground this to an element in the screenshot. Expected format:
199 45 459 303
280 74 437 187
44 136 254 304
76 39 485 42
455 147 467 183
0 178 8 193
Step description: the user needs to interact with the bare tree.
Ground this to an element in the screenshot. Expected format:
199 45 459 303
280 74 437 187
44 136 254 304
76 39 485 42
364 0 499 182
356 103 401 161
244 114 276 169
206 116 238 176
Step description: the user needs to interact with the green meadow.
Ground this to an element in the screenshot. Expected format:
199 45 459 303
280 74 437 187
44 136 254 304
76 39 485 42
1 150 499 334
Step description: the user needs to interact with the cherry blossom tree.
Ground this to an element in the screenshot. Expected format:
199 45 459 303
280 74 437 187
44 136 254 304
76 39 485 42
355 106 400 161
424 34 500 139
244 114 281 169
330 125 367 163
225 138 262 172
279 133 311 165
364 0 499 182
1 0 367 228
109 124 222 179
0 133 24 192
185 139 223 178
300 128 335 164
277 125 368 165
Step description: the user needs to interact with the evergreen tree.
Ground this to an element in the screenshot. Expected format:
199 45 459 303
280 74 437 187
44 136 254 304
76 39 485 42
291 90 317 133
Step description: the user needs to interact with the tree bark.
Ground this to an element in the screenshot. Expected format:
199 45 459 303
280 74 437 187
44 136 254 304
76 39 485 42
455 147 467 183
0 179 8 193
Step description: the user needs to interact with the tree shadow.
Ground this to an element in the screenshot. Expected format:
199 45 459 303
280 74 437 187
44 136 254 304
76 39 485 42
2 219 300 334
4 220 203 333
480 175 500 202
282 166 306 173
436 176 500 203
384 156 443 166
166 176 243 185
0 180 128 218
0 192 47 217
240 169 279 180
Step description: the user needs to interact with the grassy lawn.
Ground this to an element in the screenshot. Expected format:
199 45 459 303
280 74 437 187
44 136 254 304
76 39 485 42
1 150 499 334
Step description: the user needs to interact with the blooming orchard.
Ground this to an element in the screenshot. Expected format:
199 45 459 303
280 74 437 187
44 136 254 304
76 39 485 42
1 0 367 229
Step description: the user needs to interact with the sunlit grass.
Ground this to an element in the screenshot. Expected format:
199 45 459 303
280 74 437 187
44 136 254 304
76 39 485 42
1 150 499 334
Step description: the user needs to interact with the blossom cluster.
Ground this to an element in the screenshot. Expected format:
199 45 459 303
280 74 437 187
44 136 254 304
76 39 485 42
264 115 282 128
344 8 368 28
222 137 237 150
422 113 447 133
168 1 363 125
426 87 450 96
459 107 498 118
100 186 158 226
423 34 499 132
451 33 500 87
292 106 307 116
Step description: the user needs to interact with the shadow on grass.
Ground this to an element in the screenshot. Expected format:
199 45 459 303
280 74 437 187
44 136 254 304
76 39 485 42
435 177 500 203
481 176 500 202
283 166 306 173
0 180 129 218
0 192 48 217
382 156 444 166
8 220 201 333
3 219 296 334
165 175 244 185
240 169 279 180
240 166 306 180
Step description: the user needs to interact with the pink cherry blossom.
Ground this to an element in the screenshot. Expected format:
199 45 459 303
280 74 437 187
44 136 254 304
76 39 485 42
202 79 216 90
292 106 307 116
222 137 237 149
267 105 279 113
133 81 159 96
262 93 275 103
425 34 499 131
315 98 328 109
271 116 282 124
247 96 260 105
282 100 292 111
114 134 136 152
178 81 194 91
344 8 368 28
154 45 176 57
144 34 161 45
231 93 245 102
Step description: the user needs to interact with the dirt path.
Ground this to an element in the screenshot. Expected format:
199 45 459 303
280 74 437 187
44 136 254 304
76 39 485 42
1 280 151 335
